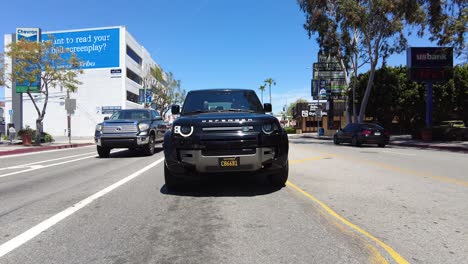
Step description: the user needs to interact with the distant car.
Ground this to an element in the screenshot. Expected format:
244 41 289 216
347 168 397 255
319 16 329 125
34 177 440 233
333 123 390 147
94 109 165 158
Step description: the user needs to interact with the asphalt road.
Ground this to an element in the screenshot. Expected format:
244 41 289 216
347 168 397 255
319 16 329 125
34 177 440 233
0 140 466 264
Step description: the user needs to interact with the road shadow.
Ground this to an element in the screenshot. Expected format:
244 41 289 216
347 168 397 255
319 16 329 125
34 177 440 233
160 174 282 197
290 139 389 149
94 147 164 159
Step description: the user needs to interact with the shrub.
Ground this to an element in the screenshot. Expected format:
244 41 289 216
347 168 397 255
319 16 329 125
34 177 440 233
284 127 296 134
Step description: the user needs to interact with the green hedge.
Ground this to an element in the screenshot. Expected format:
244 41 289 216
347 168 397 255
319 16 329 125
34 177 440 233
284 127 296 134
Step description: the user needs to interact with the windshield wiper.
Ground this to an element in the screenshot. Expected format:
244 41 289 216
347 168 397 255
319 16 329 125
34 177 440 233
183 110 211 115
225 109 256 113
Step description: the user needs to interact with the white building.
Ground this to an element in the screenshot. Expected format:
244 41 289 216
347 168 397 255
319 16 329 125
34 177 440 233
4 26 163 137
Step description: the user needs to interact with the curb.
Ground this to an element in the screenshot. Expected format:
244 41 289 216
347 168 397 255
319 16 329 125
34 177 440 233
0 143 95 156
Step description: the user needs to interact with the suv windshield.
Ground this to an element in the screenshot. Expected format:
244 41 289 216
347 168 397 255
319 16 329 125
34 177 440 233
182 90 264 115
110 110 150 120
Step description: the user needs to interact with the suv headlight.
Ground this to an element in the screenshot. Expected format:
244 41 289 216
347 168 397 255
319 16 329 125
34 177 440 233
96 124 102 132
262 122 278 134
174 125 194 137
138 123 150 131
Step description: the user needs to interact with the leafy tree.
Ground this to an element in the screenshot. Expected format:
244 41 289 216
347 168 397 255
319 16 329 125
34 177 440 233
264 78 276 104
287 98 308 117
353 65 468 134
142 64 164 107
4 39 82 145
259 84 266 104
424 0 467 59
298 0 426 123
151 71 185 117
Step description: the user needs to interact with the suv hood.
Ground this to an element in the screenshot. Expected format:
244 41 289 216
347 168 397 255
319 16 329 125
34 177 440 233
175 112 277 125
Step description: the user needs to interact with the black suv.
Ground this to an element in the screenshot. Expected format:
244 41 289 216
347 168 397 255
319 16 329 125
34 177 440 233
95 109 166 158
163 89 289 189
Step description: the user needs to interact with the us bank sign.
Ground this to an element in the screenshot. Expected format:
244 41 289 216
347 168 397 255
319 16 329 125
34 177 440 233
16 28 41 42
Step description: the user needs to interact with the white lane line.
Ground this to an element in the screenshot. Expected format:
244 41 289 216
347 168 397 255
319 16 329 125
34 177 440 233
0 156 96 178
0 145 95 159
380 150 416 156
0 152 96 171
0 157 164 258
0 149 128 178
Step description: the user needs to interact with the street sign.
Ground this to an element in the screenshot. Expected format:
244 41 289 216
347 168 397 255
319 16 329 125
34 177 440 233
65 98 76 114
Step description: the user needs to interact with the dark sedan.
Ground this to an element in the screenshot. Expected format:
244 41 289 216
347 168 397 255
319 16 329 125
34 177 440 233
333 123 390 147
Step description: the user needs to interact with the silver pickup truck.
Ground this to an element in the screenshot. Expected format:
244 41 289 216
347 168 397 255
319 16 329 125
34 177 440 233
94 109 166 158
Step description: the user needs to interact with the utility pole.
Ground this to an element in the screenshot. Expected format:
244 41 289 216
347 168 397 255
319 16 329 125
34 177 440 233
67 89 71 144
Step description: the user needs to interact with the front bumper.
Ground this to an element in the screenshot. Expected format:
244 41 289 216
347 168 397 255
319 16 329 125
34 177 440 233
95 133 149 148
178 147 275 173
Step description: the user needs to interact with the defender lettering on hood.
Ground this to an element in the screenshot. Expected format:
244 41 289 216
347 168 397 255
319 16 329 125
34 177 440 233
201 118 253 123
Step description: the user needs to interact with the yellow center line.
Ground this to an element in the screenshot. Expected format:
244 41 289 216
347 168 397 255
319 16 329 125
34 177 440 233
287 181 409 264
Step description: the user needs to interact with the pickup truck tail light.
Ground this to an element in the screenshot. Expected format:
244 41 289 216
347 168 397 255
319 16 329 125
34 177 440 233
384 130 391 136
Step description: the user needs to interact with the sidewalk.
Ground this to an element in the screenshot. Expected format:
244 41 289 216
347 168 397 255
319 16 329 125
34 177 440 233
0 136 95 156
288 133 468 153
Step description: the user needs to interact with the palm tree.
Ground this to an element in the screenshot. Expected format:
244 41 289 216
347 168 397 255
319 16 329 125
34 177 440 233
264 78 276 104
259 84 266 104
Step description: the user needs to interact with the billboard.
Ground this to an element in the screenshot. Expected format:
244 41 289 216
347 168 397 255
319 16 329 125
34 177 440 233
42 28 120 69
16 28 41 93
407 47 453 82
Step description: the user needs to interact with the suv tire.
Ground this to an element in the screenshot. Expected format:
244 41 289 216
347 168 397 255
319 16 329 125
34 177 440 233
143 134 155 156
164 163 181 191
269 161 288 188
97 146 110 158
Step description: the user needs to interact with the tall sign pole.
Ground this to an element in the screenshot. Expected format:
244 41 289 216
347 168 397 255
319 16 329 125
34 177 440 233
407 47 453 135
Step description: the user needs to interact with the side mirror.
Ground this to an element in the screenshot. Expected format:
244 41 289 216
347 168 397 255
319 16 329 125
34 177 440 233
104 116 109 121
264 103 272 113
171 105 180 115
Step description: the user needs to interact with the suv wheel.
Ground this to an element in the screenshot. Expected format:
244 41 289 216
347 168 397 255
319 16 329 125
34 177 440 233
269 161 288 188
378 143 386 148
164 162 182 191
97 146 110 158
143 134 155 156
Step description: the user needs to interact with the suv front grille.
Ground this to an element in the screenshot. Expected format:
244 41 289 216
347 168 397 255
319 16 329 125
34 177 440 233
201 148 256 156
102 124 138 134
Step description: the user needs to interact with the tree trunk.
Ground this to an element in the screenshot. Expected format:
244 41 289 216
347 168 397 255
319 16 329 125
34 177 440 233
358 63 377 122
35 118 43 146
353 52 359 123
269 85 272 104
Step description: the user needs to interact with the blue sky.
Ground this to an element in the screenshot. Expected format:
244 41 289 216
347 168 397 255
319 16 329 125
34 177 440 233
0 0 447 113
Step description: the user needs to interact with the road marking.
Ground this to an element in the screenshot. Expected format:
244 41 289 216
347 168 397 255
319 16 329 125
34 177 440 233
287 181 409 264
0 157 165 258
0 149 130 179
0 152 96 171
380 150 416 156
0 156 95 178
0 145 95 159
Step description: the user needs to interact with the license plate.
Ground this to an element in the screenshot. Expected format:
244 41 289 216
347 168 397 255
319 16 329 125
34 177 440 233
219 157 240 167
374 132 381 136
